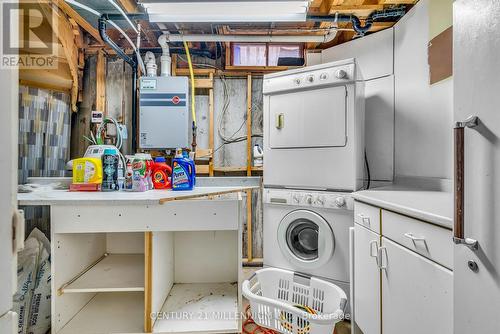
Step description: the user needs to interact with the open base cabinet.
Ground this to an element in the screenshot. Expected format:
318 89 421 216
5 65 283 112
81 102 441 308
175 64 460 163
53 231 242 334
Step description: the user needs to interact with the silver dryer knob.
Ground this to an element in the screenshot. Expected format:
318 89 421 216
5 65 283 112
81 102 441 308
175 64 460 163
305 194 313 205
335 196 346 207
335 70 347 79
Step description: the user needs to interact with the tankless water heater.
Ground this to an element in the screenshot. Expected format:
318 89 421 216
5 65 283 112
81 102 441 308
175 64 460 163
139 76 189 149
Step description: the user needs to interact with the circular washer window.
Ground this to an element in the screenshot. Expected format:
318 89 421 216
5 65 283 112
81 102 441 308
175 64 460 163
278 210 335 270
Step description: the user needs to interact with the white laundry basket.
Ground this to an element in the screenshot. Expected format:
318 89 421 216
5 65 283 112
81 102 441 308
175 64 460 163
242 268 347 334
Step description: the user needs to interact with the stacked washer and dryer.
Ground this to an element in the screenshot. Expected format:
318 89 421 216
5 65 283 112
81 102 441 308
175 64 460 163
262 59 365 307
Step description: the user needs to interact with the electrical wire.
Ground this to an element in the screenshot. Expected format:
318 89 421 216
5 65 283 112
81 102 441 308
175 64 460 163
64 0 145 73
217 76 263 144
242 305 276 334
106 0 138 34
365 149 371 189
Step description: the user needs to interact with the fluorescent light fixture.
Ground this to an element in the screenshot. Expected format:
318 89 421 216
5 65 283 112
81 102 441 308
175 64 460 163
140 0 311 23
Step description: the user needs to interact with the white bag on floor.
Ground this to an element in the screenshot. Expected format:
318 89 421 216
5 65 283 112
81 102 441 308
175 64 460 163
13 228 51 334
13 234 42 334
27 228 51 334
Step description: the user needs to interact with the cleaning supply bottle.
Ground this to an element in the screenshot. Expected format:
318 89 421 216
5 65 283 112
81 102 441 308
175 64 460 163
102 149 119 191
172 149 194 191
184 151 196 186
253 144 263 167
152 157 172 189
72 158 102 185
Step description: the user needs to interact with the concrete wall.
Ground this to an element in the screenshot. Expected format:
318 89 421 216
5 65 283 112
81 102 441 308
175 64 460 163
322 29 395 182
394 0 453 179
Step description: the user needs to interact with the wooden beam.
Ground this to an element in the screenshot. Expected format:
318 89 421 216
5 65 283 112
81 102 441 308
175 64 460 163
39 1 79 111
53 0 103 44
246 74 252 177
115 0 159 46
329 4 385 12
96 50 107 112
379 0 416 3
208 72 214 177
144 232 152 333
194 78 213 89
246 74 253 262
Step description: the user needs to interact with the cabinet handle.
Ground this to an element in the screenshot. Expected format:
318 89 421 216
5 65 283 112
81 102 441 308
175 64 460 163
378 246 387 270
357 214 370 226
454 116 479 250
369 240 379 266
404 233 425 242
276 113 284 129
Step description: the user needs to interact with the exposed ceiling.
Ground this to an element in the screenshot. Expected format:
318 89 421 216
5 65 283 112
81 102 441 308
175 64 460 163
66 0 419 50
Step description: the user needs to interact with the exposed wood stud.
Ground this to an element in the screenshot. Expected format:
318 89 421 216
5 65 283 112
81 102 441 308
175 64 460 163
246 74 253 262
39 1 79 111
208 72 215 177
96 50 107 113
144 232 153 333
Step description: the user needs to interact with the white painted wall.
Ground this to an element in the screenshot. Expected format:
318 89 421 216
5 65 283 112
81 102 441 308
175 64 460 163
322 28 394 80
394 0 453 179
321 28 395 181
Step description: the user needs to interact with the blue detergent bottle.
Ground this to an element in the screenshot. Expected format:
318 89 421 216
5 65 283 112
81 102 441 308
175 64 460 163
172 149 195 191
183 151 196 186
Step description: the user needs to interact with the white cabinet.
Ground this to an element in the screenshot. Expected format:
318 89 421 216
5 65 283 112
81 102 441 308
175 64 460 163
352 201 453 334
380 237 453 334
354 224 380 334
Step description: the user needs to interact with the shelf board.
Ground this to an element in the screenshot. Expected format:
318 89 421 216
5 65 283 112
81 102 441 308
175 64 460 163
63 254 144 293
213 166 263 173
153 283 239 334
58 292 144 334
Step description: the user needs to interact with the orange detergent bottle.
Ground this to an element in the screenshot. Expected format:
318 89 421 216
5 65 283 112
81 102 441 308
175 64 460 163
152 157 172 189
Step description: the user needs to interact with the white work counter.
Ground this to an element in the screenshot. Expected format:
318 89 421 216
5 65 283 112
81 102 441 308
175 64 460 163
352 185 453 228
19 184 258 334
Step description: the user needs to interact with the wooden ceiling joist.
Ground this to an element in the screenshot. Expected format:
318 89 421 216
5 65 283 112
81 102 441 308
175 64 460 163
39 1 80 111
53 0 104 44
116 0 159 47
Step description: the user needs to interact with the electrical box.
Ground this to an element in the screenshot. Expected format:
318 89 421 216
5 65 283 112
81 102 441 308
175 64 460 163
139 76 189 149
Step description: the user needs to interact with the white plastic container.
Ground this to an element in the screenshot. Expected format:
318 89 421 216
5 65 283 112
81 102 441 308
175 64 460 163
242 268 347 334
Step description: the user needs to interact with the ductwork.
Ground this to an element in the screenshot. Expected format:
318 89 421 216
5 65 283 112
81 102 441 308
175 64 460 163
160 29 337 43
158 34 172 76
144 51 157 77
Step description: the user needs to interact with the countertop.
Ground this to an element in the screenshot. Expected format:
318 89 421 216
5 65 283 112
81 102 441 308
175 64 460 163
18 186 257 206
352 185 453 229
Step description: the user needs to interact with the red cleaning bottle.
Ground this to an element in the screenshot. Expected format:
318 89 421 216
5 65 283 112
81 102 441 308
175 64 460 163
152 157 172 189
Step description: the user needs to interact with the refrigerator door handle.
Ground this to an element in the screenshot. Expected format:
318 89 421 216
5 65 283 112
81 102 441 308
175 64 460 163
453 115 479 250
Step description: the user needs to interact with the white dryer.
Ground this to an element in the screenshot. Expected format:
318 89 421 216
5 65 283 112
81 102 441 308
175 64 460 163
262 58 365 191
263 188 353 296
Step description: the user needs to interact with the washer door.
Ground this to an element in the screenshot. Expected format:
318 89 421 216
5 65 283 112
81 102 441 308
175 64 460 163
277 210 335 270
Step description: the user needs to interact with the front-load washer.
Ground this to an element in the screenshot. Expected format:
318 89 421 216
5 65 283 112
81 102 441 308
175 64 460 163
263 188 353 294
262 58 365 191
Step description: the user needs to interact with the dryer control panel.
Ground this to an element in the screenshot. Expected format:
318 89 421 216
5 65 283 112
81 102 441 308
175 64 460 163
263 188 354 210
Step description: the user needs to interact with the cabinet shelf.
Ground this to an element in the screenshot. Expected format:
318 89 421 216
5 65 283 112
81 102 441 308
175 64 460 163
153 283 239 333
62 254 144 294
58 292 144 334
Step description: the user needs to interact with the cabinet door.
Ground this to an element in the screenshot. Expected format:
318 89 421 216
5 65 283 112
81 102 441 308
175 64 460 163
354 224 380 334
380 237 452 334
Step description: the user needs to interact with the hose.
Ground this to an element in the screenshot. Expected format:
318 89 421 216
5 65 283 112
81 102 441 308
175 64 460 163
183 41 197 151
183 41 197 126
243 305 277 334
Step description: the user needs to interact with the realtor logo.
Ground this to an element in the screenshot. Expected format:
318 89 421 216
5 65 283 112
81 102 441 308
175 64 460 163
1 0 58 69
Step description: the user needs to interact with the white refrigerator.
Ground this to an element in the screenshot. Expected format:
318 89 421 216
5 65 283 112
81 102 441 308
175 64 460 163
454 0 500 332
